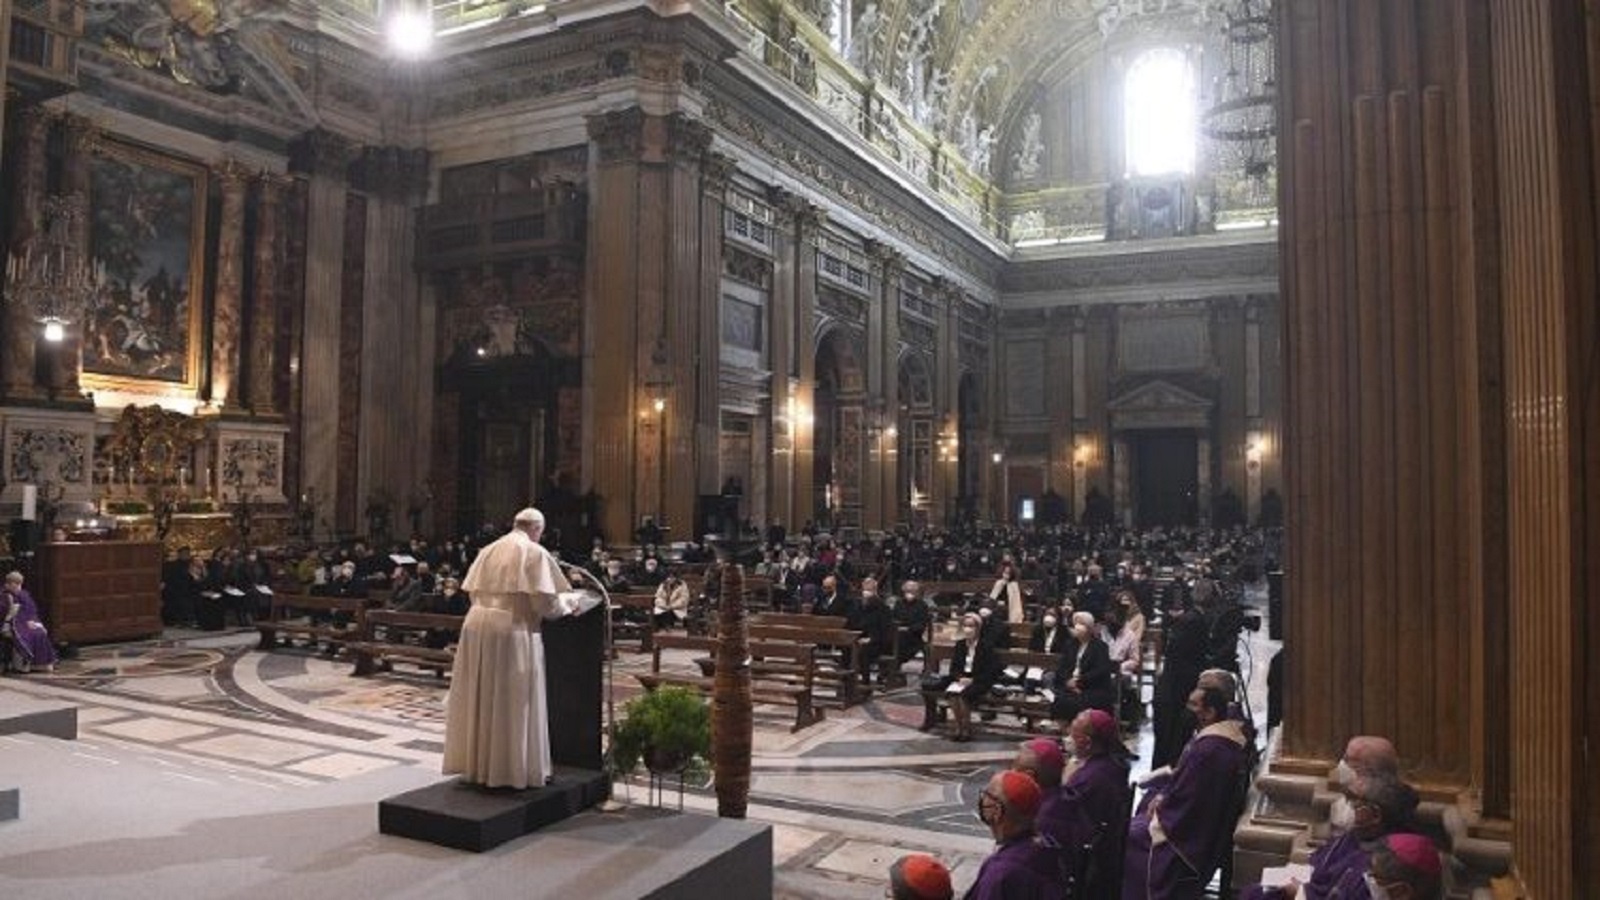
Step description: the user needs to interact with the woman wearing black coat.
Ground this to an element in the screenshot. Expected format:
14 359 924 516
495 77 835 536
1050 611 1116 724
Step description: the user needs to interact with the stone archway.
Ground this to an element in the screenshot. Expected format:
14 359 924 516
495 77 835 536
1105 379 1215 527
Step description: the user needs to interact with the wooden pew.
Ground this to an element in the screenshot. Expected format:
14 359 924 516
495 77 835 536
609 591 657 653
921 643 1064 732
634 633 822 732
746 622 870 706
346 609 463 677
255 594 372 653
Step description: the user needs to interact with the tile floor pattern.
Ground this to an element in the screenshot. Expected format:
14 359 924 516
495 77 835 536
1 588 1278 899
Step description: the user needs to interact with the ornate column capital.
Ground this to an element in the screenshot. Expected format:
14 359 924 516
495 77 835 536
289 128 357 179
352 145 430 200
60 114 101 157
216 157 254 188
587 107 648 165
700 151 737 197
864 238 907 279
665 113 713 165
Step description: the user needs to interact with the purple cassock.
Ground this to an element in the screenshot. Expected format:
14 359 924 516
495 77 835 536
2 587 57 670
963 834 1067 900
1239 830 1374 900
1037 753 1131 866
1122 720 1251 900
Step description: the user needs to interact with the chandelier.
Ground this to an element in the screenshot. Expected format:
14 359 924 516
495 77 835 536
1201 0 1277 182
5 193 97 343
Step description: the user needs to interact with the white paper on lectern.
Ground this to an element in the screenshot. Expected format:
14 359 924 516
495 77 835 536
553 589 602 618
1259 864 1313 888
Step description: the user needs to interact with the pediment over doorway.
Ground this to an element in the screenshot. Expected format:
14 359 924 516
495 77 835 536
1107 380 1213 431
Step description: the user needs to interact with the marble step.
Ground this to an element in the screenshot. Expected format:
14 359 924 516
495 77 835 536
0 691 77 740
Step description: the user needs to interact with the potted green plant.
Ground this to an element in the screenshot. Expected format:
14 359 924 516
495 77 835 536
610 686 711 776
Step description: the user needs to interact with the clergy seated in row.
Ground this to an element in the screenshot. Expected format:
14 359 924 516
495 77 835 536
1122 685 1252 900
1365 833 1444 900
1242 772 1419 899
652 574 690 630
1 571 57 674
887 853 954 900
1028 711 1133 888
965 770 1068 899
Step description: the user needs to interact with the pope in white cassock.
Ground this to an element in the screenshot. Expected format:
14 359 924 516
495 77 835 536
443 507 574 789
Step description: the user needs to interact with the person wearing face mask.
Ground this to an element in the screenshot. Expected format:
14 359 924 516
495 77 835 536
1122 685 1251 900
1334 735 1402 795
965 770 1066 899
1243 773 1419 899
1049 612 1115 726
855 577 894 684
893 580 932 667
990 563 1024 623
635 556 664 589
1044 710 1133 894
921 612 1002 741
1028 609 1067 654
1363 833 1441 900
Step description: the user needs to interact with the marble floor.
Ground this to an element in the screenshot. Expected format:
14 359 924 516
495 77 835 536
0 586 1278 899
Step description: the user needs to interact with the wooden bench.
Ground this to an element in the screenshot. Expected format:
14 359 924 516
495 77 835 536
746 622 870 706
634 633 822 732
921 643 1063 732
256 594 371 653
609 591 657 653
347 609 463 677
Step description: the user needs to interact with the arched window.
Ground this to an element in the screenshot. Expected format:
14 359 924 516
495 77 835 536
1124 48 1197 176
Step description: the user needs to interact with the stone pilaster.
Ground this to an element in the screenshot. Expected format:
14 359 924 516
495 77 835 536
353 145 429 519
766 191 797 529
288 128 356 517
248 173 285 414
931 278 962 525
697 150 736 514
864 240 905 531
790 199 824 527
663 114 712 534
210 159 251 409
3 106 49 400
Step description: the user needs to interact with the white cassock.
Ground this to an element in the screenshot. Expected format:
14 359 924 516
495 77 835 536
991 578 1024 623
442 529 572 789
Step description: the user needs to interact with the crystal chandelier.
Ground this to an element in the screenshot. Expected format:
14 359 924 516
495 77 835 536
5 193 97 343
1202 0 1277 182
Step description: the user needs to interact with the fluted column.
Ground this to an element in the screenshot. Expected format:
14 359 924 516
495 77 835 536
289 129 355 514
864 240 905 530
1278 0 1491 800
699 151 736 522
766 193 797 529
3 106 49 399
790 201 824 526
52 114 97 399
248 173 285 414
210 159 250 409
931 279 961 525
663 115 712 534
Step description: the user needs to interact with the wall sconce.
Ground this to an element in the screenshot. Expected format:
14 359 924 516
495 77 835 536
885 425 898 439
991 451 1004 465
653 396 667 414
1246 431 1268 462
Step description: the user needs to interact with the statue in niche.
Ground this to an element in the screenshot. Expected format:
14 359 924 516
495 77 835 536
972 125 997 178
1011 111 1045 182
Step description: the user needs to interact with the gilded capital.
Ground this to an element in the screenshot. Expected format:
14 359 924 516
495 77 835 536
216 157 254 189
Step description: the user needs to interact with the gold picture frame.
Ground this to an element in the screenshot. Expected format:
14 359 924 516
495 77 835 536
81 140 209 395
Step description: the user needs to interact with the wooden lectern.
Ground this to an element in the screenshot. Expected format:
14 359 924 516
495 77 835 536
545 590 605 770
34 541 163 643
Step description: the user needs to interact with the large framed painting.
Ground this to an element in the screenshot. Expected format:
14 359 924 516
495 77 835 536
83 142 208 392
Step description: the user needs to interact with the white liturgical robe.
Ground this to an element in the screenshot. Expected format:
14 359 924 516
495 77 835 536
442 528 573 789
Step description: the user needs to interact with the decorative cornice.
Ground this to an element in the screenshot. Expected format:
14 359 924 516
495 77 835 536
587 107 647 165
701 151 738 196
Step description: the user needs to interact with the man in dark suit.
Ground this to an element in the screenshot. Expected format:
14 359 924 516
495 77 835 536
812 574 857 622
892 580 932 666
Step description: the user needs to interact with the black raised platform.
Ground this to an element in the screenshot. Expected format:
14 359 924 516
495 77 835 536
379 767 612 852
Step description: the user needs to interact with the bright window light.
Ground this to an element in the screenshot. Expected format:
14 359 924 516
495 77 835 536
387 10 434 59
1124 48 1196 176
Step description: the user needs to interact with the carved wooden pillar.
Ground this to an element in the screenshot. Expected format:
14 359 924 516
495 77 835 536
289 129 356 514
248 173 285 414
3 106 49 400
1278 0 1493 801
211 160 250 409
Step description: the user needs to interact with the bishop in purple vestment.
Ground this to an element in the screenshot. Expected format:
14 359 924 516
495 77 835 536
1240 772 1420 900
2 571 57 673
1123 685 1251 900
965 770 1067 900
1033 710 1130 885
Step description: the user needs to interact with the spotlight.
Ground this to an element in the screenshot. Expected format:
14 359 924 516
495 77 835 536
387 10 433 59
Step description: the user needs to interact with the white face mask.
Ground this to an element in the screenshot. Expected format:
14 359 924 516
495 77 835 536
1043 616 1058 628
1363 873 1394 900
904 592 916 601
1328 795 1356 831
978 607 993 619
1335 759 1358 790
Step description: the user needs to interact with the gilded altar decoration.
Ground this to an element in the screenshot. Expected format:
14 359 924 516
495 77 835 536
220 438 280 491
84 142 209 390
106 404 208 485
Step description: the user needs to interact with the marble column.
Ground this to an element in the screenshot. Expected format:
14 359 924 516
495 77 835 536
52 114 96 400
586 108 648 545
248 173 285 414
355 146 429 519
663 115 712 534
766 191 797 529
3 106 49 400
790 201 824 527
931 279 962 525
698 150 736 519
864 240 905 531
211 159 251 409
289 129 355 517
